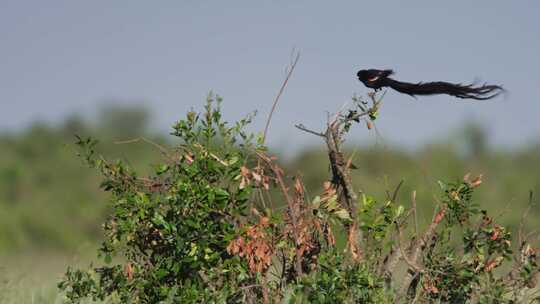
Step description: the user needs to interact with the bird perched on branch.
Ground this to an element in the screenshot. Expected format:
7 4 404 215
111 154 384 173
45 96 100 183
357 69 504 100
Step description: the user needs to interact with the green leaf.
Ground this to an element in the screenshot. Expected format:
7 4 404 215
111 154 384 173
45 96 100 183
156 268 168 279
326 196 338 211
156 164 169 175
437 180 448 191
256 132 265 145
362 194 376 209
227 156 239 166
214 188 229 199
312 196 321 208
334 209 352 221
188 243 198 257
394 205 405 219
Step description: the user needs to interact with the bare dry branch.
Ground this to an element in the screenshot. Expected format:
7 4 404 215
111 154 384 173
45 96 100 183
397 204 448 303
255 151 303 277
294 124 325 137
262 50 301 144
115 137 176 161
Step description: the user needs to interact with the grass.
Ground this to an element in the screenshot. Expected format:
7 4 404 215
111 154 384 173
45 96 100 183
0 245 101 304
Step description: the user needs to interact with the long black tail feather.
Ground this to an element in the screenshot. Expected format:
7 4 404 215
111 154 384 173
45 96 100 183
356 69 504 101
386 79 504 100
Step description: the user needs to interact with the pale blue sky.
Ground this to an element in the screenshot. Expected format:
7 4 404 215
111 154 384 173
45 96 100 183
1 1 539 152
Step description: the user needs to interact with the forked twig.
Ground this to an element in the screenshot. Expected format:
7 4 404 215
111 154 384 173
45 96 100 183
395 223 425 273
397 204 448 303
294 124 325 137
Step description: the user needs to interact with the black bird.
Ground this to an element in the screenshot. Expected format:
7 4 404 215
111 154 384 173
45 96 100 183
357 69 504 100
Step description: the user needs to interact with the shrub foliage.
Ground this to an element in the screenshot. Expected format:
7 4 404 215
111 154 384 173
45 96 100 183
60 94 539 303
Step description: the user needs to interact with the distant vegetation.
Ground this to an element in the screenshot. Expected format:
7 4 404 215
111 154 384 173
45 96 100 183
0 104 164 254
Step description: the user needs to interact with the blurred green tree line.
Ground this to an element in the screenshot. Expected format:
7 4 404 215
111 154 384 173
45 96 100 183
0 105 539 255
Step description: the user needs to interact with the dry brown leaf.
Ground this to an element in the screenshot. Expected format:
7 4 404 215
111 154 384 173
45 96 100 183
491 226 502 241
294 178 304 196
470 174 483 188
252 171 262 183
123 263 134 280
366 120 373 130
434 207 446 225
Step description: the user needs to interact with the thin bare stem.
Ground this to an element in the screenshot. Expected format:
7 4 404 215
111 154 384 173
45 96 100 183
391 180 404 202
412 190 419 239
262 51 301 144
518 191 534 247
294 124 325 137
395 223 424 273
397 204 448 303
115 137 175 161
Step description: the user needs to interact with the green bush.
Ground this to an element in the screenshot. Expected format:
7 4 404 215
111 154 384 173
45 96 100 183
59 94 540 303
